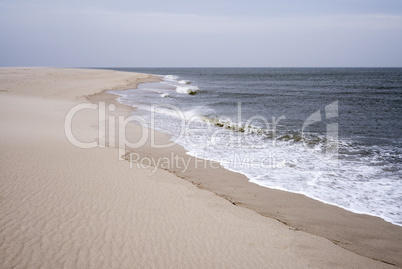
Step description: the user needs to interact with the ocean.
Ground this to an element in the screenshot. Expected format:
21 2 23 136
108 67 402 225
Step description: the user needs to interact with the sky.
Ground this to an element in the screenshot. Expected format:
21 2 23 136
0 0 401 67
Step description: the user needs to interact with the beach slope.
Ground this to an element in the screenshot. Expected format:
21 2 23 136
0 68 396 268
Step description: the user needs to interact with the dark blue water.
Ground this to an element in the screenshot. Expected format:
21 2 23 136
108 67 402 225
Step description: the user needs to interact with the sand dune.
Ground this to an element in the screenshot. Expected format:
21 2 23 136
0 68 396 268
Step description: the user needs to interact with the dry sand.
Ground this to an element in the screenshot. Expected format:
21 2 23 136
0 68 399 268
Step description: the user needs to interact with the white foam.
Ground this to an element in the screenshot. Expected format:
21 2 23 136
176 86 199 95
163 75 179 81
161 75 200 95
178 80 191 84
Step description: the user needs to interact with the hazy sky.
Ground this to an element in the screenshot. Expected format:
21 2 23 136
1 0 401 67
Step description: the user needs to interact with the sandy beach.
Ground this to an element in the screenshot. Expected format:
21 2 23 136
0 68 400 268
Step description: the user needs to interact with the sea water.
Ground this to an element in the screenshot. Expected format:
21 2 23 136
109 68 402 226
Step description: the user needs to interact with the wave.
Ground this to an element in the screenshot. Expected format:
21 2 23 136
198 115 348 152
163 75 179 81
141 87 171 98
162 75 199 95
176 86 199 95
200 116 267 134
178 80 191 85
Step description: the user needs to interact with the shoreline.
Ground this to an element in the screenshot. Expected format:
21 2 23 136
98 75 402 266
115 79 400 226
1 67 400 268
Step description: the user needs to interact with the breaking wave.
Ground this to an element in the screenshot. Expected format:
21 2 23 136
176 86 199 95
